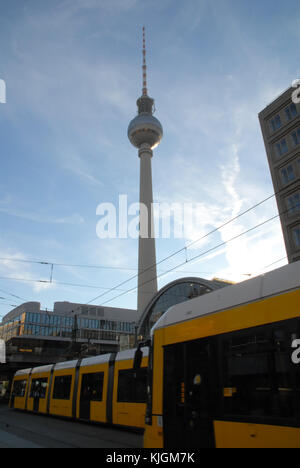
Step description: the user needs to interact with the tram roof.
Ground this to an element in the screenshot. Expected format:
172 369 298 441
80 353 111 367
116 347 148 362
53 359 78 371
15 368 32 376
32 365 53 374
152 260 300 333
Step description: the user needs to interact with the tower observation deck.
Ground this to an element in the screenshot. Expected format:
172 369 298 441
127 27 163 316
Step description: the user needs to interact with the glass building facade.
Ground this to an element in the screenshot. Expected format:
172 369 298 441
137 277 228 340
0 302 138 362
0 311 135 343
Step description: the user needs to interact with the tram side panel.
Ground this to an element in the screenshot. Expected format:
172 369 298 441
112 349 148 429
76 355 111 423
10 370 32 411
144 335 164 448
49 361 77 418
27 366 52 414
9 349 149 431
144 288 300 448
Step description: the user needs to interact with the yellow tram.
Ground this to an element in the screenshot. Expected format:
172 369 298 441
10 261 300 447
10 347 148 430
143 261 300 448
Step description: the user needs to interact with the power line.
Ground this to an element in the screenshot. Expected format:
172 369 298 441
0 287 28 302
0 256 219 276
0 276 51 285
250 256 288 276
0 187 292 310
0 276 137 292
0 257 139 271
0 256 216 277
83 190 283 306
0 189 279 306
0 302 18 307
97 206 292 307
0 187 283 284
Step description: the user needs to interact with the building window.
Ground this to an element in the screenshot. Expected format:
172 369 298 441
280 165 296 185
275 138 288 158
26 312 41 324
292 128 300 147
286 193 300 215
61 328 72 338
270 114 282 132
285 103 298 121
292 226 300 248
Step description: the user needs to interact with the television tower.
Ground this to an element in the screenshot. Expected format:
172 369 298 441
128 27 163 316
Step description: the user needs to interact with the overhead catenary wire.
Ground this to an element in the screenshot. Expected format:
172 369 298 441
0 186 284 278
0 257 218 276
0 302 18 307
0 186 294 312
0 202 289 309
0 276 138 292
98 207 292 307
0 287 29 303
82 189 287 306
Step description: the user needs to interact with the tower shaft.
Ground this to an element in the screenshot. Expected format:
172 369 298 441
127 27 163 318
137 143 158 315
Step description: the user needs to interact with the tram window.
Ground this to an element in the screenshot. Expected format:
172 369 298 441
117 368 147 403
12 380 27 397
30 378 48 399
222 321 299 421
52 375 72 400
80 372 104 402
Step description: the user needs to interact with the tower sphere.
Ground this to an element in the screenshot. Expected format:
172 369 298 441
128 112 163 150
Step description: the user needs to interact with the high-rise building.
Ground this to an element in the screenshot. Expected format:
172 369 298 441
259 86 300 263
128 28 163 315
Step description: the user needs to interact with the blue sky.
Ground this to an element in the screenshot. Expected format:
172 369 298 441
0 0 299 317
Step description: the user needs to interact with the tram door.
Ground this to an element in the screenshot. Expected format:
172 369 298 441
80 374 92 419
80 372 104 420
163 339 216 448
33 394 39 412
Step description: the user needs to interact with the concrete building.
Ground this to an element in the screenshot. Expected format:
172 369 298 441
0 301 138 368
259 86 300 263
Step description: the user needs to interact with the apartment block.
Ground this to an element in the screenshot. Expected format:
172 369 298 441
259 86 300 263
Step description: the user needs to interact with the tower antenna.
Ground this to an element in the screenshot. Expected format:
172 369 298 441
142 26 147 96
